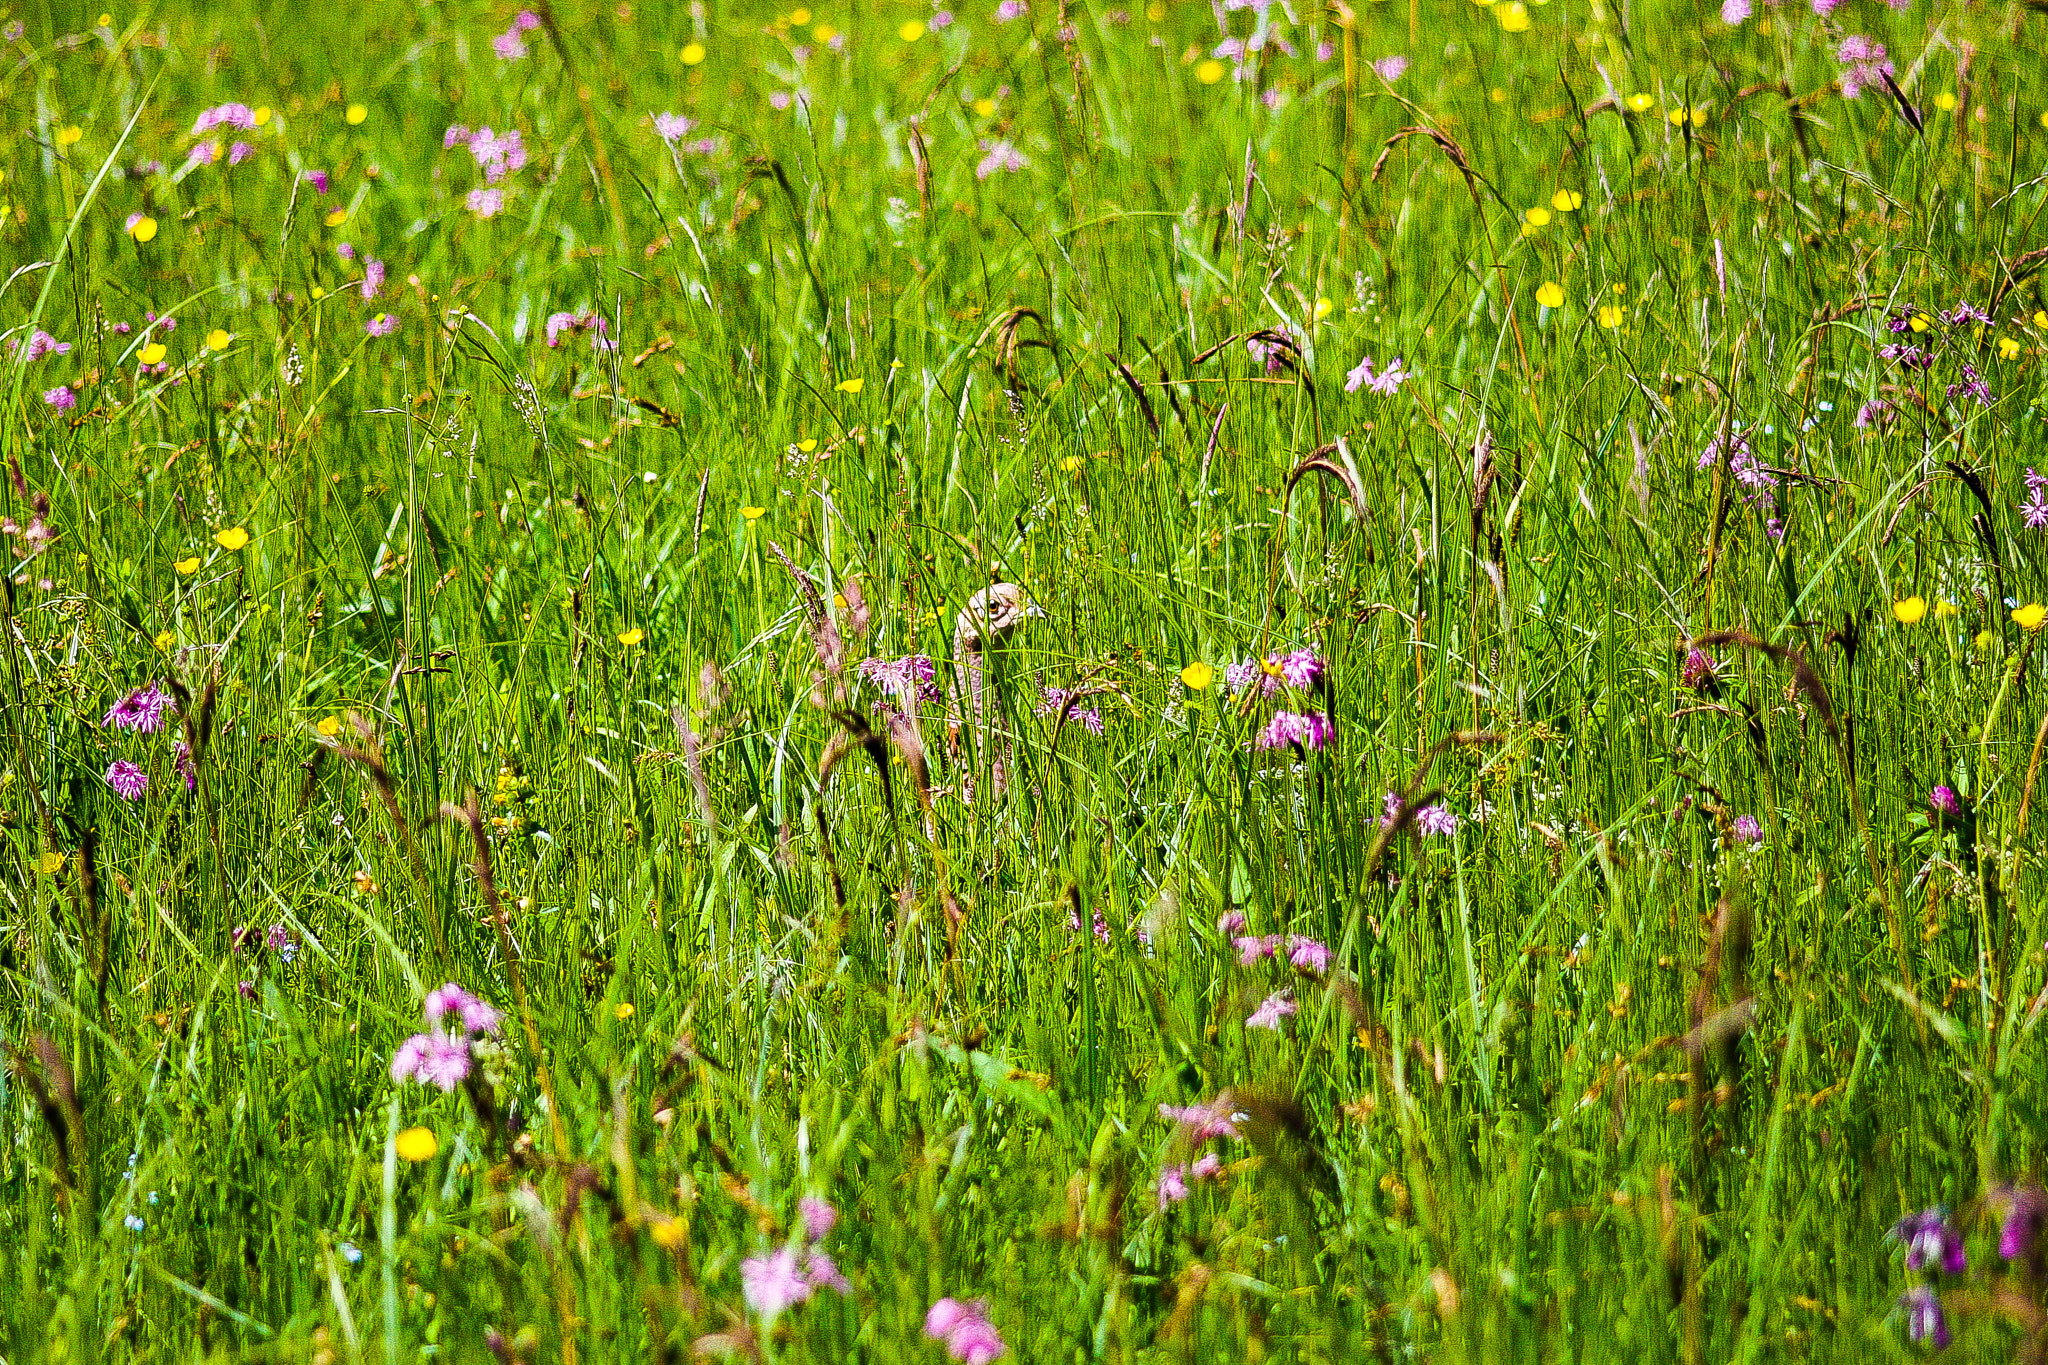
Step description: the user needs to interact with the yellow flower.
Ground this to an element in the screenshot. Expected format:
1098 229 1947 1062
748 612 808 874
394 1127 439 1162
1892 595 1927 625
311 286 328 300
139 342 167 365
96 13 112 26
1060 455 1084 472
345 103 368 125
614 1002 636 1021
1195 58 1226 84
1998 337 2022 360
1313 296 1333 321
1550 189 1582 212
323 207 348 227
1668 105 1707 127
55 126 83 148
1145 0 1165 16
835 377 864 394
680 41 707 65
37 850 66 875
1934 600 1960 619
899 18 925 39
1523 206 1551 228
790 7 812 22
1932 92 1957 112
173 555 200 574
1535 281 1565 309
618 628 645 646
2036 311 2048 329
1626 93 1656 113
649 1217 685 1249
2015 603 2047 631
741 506 766 521
811 24 837 41
1496 2 1531 30
1598 304 1626 329
154 630 176 653
215 527 250 551
1977 628 1999 651
1908 314 1931 333
973 96 997 117
253 107 272 125
205 328 231 352
796 438 818 452
128 215 158 243
316 715 342 736
1179 662 1215 691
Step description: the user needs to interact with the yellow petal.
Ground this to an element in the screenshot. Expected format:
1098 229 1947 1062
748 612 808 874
899 19 926 39
1179 662 1215 691
1550 189 1582 212
394 1126 439 1162
1892 596 1927 625
205 328 231 352
2015 604 2047 631
215 527 250 551
1535 281 1565 309
129 216 158 243
618 628 645 646
1523 206 1551 228
1195 59 1226 84
345 103 368 125
174 555 200 574
740 506 766 521
316 715 342 736
139 342 167 365
680 41 707 65
37 851 66 875
834 377 864 394
796 438 818 452
614 1002 636 1020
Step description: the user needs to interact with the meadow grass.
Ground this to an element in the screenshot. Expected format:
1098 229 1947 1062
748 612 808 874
3 0 2048 1360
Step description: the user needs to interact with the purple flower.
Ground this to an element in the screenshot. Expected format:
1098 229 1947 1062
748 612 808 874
191 102 257 134
1681 648 1717 691
19 329 71 362
1837 35 1895 99
417 1033 473 1090
443 124 471 150
858 654 940 705
1929 785 1963 820
1344 353 1412 395
1190 1152 1222 1179
803 1249 851 1294
1234 934 1280 965
1854 398 1896 430
994 0 1029 19
514 9 541 29
975 139 1028 180
799 1196 838 1241
265 923 298 964
1732 814 1763 844
492 28 528 59
1216 909 1247 935
926 1299 1006 1364
1892 1207 1967 1275
1256 710 1332 751
466 127 527 183
1372 55 1408 81
360 258 386 300
1879 343 1933 371
1156 1163 1190 1207
1383 790 1457 835
302 169 331 195
741 1247 813 1317
1940 303 1990 327
103 683 172 732
1159 1092 1244 1142
366 313 399 338
1288 936 1332 975
1900 1286 1950 1349
174 741 197 792
1276 648 1324 690
1720 0 1751 21
105 760 148 800
467 187 506 218
1246 991 1297 1031
1999 1184 2048 1260
43 386 76 413
653 112 697 143
390 1034 431 1084
2023 469 2048 530
1036 687 1105 734
1947 364 1991 408
931 9 956 27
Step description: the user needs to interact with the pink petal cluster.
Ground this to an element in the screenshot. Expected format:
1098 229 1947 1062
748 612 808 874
1224 648 1324 696
1345 353 1412 395
390 982 503 1091
1256 710 1332 751
191 102 258 134
926 1299 1007 1364
1246 990 1298 1031
105 759 148 800
545 309 614 351
103 684 173 733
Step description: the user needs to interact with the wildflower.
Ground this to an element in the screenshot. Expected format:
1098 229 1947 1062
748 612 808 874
1929 785 1963 821
1287 936 1332 974
800 1196 838 1241
1721 0 1750 22
1036 687 1105 734
124 1214 146 1232
1940 302 1990 327
1344 353 1411 395
1275 648 1324 689
394 1126 439 1162
174 741 196 792
492 27 528 59
1854 399 1896 430
803 1250 852 1294
1835 35 1895 100
424 981 503 1035
125 212 158 242
1415 803 1459 837
1680 648 1718 690
1157 1164 1190 1206
1947 364 1991 407
103 683 172 732
1997 1183 2048 1260
345 103 368 124
365 313 399 338
1246 991 1297 1030
742 1247 813 1317
1256 710 1332 751
2017 603 2047 630
1878 343 1933 370
653 112 697 143
192 102 258 134
1372 55 1408 81
106 760 148 800
617 627 644 647
926 1299 1007 1364
975 139 1028 179
835 376 864 393
2023 470 2048 530
215 527 250 550
1893 596 1927 625
680 40 707 63
1179 661 1215 691
1217 909 1247 935
1732 814 1763 844
43 386 76 413
1899 1286 1950 1348
1160 1092 1244 1142
465 128 527 183
1892 1207 1967 1275
1598 304 1626 328
1234 934 1280 965
858 654 941 705
360 258 386 300
19 329 70 361
994 0 1028 19
467 187 506 218
1536 280 1565 309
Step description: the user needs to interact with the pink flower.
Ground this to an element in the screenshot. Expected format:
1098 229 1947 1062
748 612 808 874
467 187 506 218
1190 1152 1223 1180
389 1033 431 1084
926 1299 1006 1364
515 9 542 29
1216 909 1247 935
1246 991 1297 1031
43 386 76 412
1720 0 1751 21
994 0 1028 19
741 1247 813 1317
106 759 148 800
191 102 257 134
1345 353 1412 395
1159 1092 1243 1142
802 1249 851 1294
1255 710 1332 751
1287 936 1331 974
1156 1164 1190 1206
103 684 172 732
360 258 386 300
443 124 471 150
1837 35 1894 99
799 1196 838 1241
20 329 71 362
302 169 331 195
975 139 1028 180
653 112 697 143
1234 934 1279 965
228 140 253 165
365 313 399 338
419 1033 473 1090
1372 55 1408 81
492 28 528 60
